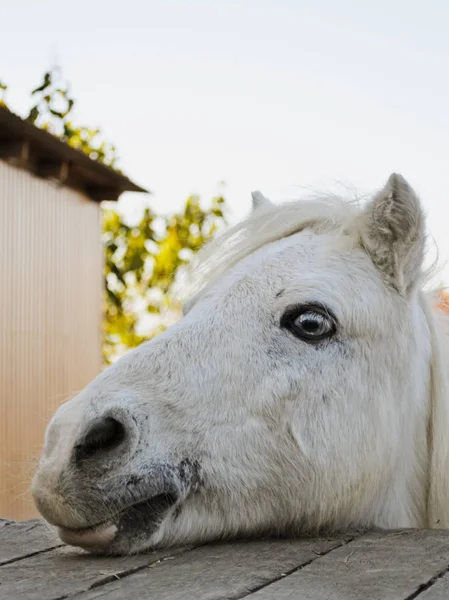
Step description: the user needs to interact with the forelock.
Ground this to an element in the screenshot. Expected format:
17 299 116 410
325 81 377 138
179 195 360 309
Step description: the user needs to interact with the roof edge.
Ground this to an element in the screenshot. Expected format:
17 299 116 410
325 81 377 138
0 106 148 201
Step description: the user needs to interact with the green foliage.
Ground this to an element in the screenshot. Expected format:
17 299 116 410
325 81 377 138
103 194 226 363
4 66 228 362
0 80 8 108
26 68 118 168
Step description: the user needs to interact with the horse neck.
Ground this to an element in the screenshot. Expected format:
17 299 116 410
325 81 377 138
420 293 449 527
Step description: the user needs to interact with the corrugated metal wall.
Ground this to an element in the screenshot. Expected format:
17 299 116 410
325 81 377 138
0 160 103 520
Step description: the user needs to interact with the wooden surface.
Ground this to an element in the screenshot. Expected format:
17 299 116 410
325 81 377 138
0 520 448 599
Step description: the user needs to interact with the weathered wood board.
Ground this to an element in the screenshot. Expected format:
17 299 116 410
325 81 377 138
0 521 448 600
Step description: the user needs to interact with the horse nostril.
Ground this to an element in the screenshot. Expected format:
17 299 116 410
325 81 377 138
75 417 126 463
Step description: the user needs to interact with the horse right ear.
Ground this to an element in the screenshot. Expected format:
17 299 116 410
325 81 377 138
251 191 272 211
359 173 426 295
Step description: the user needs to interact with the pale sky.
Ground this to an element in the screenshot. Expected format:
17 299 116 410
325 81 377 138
2 0 449 282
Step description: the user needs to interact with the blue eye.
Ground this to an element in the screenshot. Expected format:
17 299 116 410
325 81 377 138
281 304 337 342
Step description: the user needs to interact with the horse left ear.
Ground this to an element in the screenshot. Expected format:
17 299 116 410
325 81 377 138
360 173 426 295
251 191 272 211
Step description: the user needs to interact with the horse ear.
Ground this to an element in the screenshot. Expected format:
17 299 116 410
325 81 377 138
251 191 272 211
360 173 426 295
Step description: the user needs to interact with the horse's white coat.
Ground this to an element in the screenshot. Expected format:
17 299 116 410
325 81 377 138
32 174 449 554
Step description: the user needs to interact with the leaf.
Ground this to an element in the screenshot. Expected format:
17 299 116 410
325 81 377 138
26 106 39 123
106 287 121 308
106 242 119 254
49 108 66 118
31 72 52 94
129 252 144 271
109 262 126 285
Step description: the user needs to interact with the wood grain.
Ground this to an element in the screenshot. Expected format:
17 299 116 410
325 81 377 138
77 536 352 600
250 529 449 600
417 571 449 600
0 520 61 565
0 544 188 600
1 522 448 599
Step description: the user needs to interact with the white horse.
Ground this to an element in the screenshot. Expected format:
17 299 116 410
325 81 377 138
32 174 449 555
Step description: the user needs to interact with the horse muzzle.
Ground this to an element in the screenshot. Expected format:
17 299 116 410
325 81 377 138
32 402 202 553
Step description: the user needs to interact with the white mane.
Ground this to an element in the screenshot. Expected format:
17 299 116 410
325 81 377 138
183 196 358 305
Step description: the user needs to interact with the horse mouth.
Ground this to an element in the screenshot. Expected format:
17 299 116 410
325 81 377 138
58 492 178 551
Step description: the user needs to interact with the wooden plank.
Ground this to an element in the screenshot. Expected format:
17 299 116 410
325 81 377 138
0 544 188 600
417 571 449 600
249 529 449 600
77 536 353 600
0 520 62 565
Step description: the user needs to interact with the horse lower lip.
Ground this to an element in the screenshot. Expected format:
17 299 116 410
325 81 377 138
57 492 178 547
58 522 117 547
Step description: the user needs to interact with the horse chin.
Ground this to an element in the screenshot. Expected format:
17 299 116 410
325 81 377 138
58 522 118 550
57 493 178 555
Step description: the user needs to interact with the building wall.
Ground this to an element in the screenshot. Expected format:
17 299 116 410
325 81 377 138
0 160 103 520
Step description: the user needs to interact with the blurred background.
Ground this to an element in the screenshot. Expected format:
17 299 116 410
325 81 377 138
1 0 449 519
